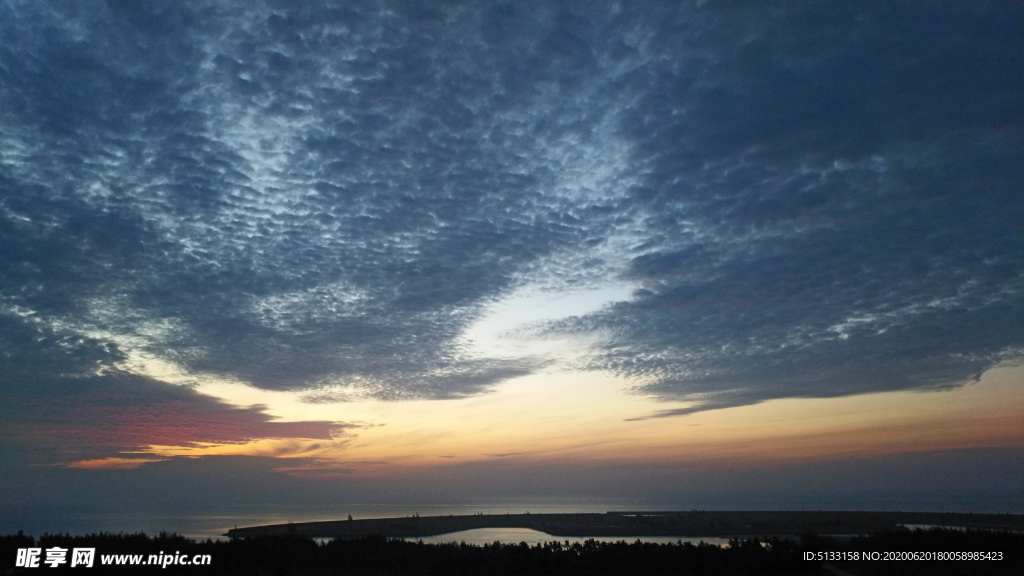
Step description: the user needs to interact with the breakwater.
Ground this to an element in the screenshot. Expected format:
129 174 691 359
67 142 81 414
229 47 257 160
225 510 1024 539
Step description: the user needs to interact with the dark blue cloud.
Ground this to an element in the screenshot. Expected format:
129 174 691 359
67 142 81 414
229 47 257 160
552 1 1024 414
0 372 342 463
0 1 1020 413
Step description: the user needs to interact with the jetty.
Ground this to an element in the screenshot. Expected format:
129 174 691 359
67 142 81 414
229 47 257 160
225 510 1024 539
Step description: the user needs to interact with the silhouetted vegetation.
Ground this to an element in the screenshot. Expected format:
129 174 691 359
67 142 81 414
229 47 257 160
2 528 1021 575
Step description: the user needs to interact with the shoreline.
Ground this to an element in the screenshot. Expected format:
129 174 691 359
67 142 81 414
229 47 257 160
225 510 1024 539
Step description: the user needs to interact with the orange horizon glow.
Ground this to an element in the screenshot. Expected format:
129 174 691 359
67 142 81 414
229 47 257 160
65 362 1024 475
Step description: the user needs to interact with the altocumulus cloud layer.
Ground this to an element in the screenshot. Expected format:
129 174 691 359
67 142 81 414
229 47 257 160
1 1 1022 425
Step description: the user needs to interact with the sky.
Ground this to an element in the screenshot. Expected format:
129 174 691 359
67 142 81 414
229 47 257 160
1 1 1023 527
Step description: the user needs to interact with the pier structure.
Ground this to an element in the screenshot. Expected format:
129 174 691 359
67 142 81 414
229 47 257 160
225 510 1024 539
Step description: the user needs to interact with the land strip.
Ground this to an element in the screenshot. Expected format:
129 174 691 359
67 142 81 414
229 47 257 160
225 510 1024 539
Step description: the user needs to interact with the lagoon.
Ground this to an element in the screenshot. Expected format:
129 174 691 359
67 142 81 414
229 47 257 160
404 527 731 546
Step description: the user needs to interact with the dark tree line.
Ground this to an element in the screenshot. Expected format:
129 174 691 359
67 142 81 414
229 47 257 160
2 528 1021 575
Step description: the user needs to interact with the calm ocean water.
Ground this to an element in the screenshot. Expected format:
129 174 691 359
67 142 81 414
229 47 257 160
4 491 1020 541
2 499 660 540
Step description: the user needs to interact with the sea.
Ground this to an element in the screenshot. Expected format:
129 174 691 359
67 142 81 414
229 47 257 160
3 492 1020 543
3 500 691 542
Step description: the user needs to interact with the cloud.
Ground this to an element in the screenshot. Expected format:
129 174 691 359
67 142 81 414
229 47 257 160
546 2 1024 414
67 457 167 470
0 0 642 398
0 372 342 461
0 0 1020 418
